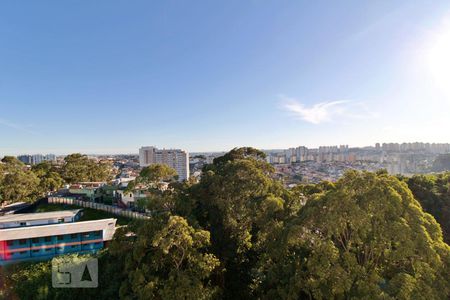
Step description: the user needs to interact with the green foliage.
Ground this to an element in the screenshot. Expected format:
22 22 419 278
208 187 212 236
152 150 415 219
1 156 24 167
113 216 220 300
211 147 266 167
61 153 112 184
32 161 65 193
192 147 287 298
0 154 113 205
3 252 126 300
0 158 41 204
406 173 450 244
3 148 450 299
127 164 180 213
255 171 450 299
139 164 178 184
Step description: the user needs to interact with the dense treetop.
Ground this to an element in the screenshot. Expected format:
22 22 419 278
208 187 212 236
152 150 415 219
61 153 113 184
2 148 450 299
405 172 450 244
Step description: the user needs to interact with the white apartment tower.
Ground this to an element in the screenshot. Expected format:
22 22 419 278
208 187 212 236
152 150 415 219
139 146 189 181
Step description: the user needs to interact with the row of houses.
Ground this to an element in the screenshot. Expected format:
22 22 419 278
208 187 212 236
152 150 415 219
56 176 167 211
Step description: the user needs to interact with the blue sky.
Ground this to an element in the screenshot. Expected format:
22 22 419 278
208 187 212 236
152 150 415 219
1 0 450 155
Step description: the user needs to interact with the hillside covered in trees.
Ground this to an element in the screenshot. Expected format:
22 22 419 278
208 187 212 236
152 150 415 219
2 148 450 299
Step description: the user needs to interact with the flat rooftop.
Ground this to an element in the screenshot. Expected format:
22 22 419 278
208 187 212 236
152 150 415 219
0 218 117 241
0 210 82 225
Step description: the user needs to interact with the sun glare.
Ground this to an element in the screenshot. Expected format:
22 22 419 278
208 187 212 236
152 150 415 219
425 18 450 95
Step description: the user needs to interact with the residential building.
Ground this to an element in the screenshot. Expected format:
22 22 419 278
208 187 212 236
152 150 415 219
45 154 57 162
16 154 57 165
54 182 107 202
0 210 116 265
139 146 189 181
32 154 45 164
117 190 147 209
17 155 33 165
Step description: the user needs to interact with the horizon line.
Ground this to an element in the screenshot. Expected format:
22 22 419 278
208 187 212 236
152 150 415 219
2 141 450 157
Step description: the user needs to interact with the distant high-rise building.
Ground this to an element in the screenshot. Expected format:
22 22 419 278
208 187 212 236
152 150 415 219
17 155 33 164
16 154 57 165
32 154 44 165
139 146 189 181
44 154 56 162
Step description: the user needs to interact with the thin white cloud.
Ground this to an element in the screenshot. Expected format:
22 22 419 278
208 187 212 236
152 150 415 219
347 8 404 43
0 118 36 135
280 96 377 124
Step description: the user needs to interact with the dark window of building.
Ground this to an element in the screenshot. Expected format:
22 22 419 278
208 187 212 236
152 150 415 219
32 238 39 243
32 250 40 253
6 240 14 246
46 248 52 252
19 251 27 254
44 237 52 242
71 234 78 239
58 218 64 223
83 233 90 238
19 239 27 245
57 235 64 241
20 222 26 226
72 245 77 248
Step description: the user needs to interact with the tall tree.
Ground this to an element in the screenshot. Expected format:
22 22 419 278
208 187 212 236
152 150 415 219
126 164 180 212
0 157 40 204
61 153 112 183
406 173 450 244
138 164 178 186
193 147 285 299
32 161 65 194
115 216 220 300
255 171 450 299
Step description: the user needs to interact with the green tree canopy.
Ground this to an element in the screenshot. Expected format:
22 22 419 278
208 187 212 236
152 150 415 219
126 164 179 212
114 216 220 300
3 148 450 299
138 164 178 186
32 161 65 193
211 147 266 167
0 157 40 204
255 171 450 299
406 173 450 244
192 147 286 298
1 156 24 167
61 153 112 183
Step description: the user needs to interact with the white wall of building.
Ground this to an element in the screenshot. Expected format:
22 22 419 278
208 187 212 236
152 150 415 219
139 146 189 181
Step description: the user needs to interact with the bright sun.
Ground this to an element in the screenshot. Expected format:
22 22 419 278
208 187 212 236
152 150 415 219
425 19 450 94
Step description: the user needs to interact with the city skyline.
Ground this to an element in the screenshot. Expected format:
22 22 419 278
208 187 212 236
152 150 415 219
1 1 450 155
4 141 450 157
